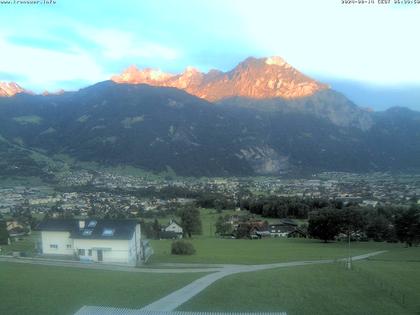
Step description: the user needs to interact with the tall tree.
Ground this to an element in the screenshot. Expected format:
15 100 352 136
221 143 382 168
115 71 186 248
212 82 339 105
0 220 9 245
180 207 202 238
308 208 342 242
340 206 366 239
395 206 420 247
152 219 161 239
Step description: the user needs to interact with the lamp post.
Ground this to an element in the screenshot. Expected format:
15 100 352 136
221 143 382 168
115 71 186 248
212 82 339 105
346 208 352 270
347 225 351 270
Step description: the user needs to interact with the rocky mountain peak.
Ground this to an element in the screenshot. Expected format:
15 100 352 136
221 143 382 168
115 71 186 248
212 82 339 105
0 82 25 97
111 56 328 101
265 56 289 67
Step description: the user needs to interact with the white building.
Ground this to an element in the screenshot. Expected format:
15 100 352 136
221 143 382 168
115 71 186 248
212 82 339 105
38 219 152 266
160 219 183 239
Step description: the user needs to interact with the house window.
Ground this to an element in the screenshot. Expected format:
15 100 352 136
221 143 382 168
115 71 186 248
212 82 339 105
102 228 115 236
82 229 93 236
50 244 58 249
88 249 92 256
67 244 72 249
78 249 85 256
87 220 97 228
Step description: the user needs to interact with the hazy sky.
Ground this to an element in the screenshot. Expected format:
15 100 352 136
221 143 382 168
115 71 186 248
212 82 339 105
0 0 419 109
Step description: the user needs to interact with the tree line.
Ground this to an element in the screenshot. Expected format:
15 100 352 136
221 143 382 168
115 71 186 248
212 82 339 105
240 196 338 219
308 205 420 246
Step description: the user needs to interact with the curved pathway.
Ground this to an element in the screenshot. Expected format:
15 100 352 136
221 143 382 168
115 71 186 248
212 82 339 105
140 251 386 311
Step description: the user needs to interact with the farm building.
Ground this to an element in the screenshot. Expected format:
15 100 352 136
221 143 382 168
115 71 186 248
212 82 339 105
269 219 307 238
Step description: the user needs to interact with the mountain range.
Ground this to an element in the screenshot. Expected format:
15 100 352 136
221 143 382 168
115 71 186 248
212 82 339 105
0 82 25 97
0 56 419 178
111 56 328 101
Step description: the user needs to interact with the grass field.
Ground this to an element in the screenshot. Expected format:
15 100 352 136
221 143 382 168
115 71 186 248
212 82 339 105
0 262 205 315
149 237 399 265
2 208 419 315
179 248 420 315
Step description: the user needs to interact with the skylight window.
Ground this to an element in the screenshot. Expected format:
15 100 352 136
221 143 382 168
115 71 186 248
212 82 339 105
82 229 93 236
102 228 115 236
87 220 97 228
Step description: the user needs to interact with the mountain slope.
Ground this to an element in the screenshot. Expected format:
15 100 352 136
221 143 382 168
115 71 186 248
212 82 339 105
0 81 419 176
111 56 372 131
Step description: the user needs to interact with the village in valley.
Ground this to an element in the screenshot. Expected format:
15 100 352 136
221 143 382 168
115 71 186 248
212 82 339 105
1 169 419 315
1 170 419 220
1 169 419 259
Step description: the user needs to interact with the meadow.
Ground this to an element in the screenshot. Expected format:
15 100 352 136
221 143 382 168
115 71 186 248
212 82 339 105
180 247 420 315
2 208 419 315
149 237 397 265
0 262 205 315
149 208 402 265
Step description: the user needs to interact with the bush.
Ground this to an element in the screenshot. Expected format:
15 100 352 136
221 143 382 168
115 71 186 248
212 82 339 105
171 240 195 255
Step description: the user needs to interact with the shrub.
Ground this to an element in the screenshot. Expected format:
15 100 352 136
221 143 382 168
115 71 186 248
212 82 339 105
171 240 195 255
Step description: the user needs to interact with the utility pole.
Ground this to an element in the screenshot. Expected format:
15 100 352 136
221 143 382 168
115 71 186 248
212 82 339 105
347 221 351 270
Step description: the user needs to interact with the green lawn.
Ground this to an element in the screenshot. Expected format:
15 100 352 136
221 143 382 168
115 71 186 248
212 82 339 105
180 248 420 315
149 237 399 265
0 262 205 315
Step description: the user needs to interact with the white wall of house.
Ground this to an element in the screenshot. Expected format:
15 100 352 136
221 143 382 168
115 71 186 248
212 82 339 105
165 222 183 234
73 238 131 265
73 224 142 266
40 224 143 266
41 231 74 255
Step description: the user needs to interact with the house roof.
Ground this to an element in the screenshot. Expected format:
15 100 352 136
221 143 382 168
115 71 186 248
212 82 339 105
37 219 139 240
37 219 77 232
279 218 298 226
270 219 298 228
165 219 182 228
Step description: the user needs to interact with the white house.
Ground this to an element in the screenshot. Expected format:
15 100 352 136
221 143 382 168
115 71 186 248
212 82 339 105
160 219 183 239
38 219 152 266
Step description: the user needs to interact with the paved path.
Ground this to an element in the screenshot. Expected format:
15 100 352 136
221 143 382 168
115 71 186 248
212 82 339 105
140 251 386 312
0 256 222 273
75 307 287 315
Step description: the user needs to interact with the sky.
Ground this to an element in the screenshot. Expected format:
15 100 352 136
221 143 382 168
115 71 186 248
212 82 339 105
0 0 419 110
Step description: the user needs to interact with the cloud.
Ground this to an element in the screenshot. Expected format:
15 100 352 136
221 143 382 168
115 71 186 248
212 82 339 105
80 27 181 61
0 33 107 92
0 24 182 91
226 0 420 85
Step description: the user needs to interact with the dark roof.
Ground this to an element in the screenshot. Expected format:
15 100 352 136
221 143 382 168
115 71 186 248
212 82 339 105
164 220 182 228
279 219 298 226
270 220 298 228
37 219 139 240
37 219 77 232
